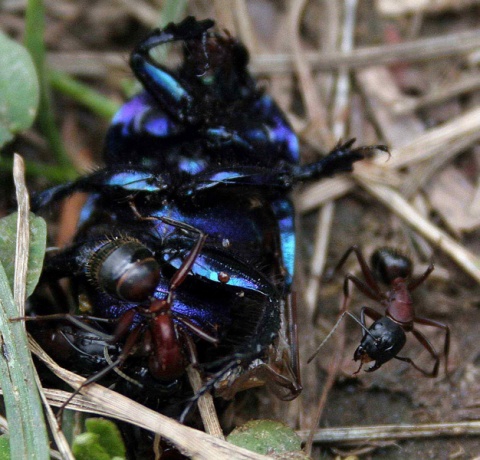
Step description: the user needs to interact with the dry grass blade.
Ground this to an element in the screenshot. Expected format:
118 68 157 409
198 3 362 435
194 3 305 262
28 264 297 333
377 0 480 16
47 29 480 78
298 420 480 444
112 0 159 27
357 178 480 283
381 106 480 169
392 73 480 115
33 372 74 460
28 338 270 460
250 29 480 73
305 1 358 455
289 0 331 144
305 202 334 314
13 154 29 317
14 155 74 459
297 177 355 213
187 365 224 439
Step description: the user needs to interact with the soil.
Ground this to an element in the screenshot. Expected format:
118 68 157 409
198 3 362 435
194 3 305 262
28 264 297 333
2 1 480 458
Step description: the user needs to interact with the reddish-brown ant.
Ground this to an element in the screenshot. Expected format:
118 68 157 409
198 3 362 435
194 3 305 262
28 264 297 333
311 246 450 377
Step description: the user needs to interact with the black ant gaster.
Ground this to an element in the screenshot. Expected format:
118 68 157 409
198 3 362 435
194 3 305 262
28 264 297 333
333 246 450 377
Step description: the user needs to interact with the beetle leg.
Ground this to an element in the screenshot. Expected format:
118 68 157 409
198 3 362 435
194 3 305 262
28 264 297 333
131 18 214 123
291 139 388 183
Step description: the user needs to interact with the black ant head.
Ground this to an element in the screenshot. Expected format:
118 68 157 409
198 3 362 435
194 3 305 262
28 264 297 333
370 247 413 285
354 316 406 373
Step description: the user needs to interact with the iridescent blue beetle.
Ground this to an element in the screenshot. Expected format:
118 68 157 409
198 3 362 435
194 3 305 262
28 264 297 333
32 17 387 405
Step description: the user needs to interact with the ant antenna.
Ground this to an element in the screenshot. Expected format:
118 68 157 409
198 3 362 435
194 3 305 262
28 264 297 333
307 311 374 363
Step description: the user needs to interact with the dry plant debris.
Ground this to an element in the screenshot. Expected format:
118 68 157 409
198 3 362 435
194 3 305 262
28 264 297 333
3 0 480 458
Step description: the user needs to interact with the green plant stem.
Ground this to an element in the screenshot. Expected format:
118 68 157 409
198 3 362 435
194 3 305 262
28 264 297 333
0 156 77 183
49 70 120 120
24 0 72 169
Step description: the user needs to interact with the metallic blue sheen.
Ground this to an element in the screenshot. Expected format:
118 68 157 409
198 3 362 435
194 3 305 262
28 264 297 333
178 157 208 175
144 60 187 102
111 92 180 139
77 194 99 228
164 251 268 293
271 199 296 288
106 171 160 192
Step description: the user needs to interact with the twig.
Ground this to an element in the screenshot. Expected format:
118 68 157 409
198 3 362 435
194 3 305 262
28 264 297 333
47 29 480 77
250 29 480 73
305 202 335 317
381 106 480 169
305 294 349 455
289 0 331 145
187 366 224 439
392 73 480 115
29 338 269 460
357 178 480 284
298 177 355 214
305 1 358 455
298 420 480 444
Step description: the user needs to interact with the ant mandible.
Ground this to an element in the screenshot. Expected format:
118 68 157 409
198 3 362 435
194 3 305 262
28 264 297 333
325 246 450 377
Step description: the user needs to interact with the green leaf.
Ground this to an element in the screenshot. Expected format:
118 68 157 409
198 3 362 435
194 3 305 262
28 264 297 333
0 212 46 297
85 418 126 459
24 0 72 168
0 32 39 148
227 420 304 456
0 435 11 460
0 259 49 458
72 433 111 460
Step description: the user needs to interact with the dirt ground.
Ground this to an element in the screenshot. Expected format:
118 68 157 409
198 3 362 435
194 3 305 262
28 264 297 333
3 0 480 458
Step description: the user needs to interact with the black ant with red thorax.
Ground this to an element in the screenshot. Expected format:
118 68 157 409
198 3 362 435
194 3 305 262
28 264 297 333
309 246 450 377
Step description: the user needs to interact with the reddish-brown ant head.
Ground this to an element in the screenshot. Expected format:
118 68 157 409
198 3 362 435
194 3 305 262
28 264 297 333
370 247 413 285
354 316 407 372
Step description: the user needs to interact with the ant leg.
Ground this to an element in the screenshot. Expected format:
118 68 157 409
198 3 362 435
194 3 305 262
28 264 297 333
341 274 383 312
128 205 207 289
55 325 143 422
176 314 218 344
160 218 207 293
20 314 115 340
335 246 381 293
103 346 143 388
408 263 434 291
127 204 208 300
396 329 439 378
414 316 450 376
216 362 302 401
56 355 126 422
181 331 200 368
360 306 383 323
335 246 383 300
